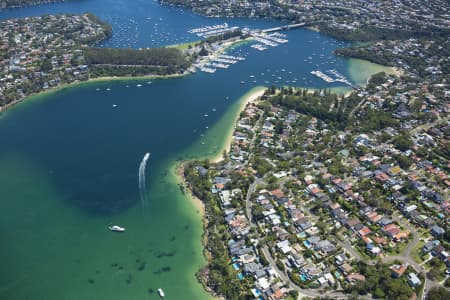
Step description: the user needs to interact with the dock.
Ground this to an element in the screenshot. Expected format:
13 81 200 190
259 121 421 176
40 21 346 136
310 69 360 89
261 22 306 33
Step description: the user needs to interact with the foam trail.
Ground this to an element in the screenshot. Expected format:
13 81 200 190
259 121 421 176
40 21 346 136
138 152 150 208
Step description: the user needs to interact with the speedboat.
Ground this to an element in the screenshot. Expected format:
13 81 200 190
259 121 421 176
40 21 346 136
108 225 125 232
157 288 165 298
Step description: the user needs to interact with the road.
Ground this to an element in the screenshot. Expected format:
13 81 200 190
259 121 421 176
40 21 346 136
261 244 373 299
245 179 260 221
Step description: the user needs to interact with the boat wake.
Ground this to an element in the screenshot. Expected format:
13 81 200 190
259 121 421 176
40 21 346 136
138 152 150 208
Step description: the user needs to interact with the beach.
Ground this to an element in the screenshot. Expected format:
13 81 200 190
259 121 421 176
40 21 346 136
210 87 266 163
175 86 266 216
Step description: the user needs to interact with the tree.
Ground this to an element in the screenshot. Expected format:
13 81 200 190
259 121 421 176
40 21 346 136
427 287 450 300
40 59 52 72
393 132 413 152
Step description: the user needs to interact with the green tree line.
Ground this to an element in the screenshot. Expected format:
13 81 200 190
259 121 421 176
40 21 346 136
84 47 189 68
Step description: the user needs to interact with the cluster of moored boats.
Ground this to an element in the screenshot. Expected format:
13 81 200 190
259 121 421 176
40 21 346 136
196 54 246 73
188 23 239 38
310 69 352 86
250 32 288 51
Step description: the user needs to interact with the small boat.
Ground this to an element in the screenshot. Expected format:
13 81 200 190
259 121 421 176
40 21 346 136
108 225 125 232
157 288 165 298
112 104 118 107
136 84 142 87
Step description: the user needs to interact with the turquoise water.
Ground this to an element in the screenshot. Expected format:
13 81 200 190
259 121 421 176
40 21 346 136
0 1 393 299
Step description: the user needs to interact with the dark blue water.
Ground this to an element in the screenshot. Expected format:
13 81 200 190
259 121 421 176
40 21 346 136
0 0 285 48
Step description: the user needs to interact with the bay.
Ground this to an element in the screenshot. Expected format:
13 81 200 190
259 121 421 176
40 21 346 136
0 1 394 299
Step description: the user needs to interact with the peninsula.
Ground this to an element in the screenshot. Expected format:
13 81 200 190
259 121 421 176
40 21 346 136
0 0 64 10
0 13 191 111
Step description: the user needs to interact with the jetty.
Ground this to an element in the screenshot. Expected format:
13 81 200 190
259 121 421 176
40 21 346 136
188 23 239 38
310 69 360 89
261 22 306 33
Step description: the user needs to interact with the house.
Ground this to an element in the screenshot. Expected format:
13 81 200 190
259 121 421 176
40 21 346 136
345 218 361 230
243 262 264 277
277 240 291 254
390 264 407 278
335 253 347 265
394 230 410 242
367 244 382 256
196 166 208 176
432 245 445 257
324 272 336 286
382 224 400 238
422 240 440 253
407 273 421 287
358 227 372 237
346 273 366 283
316 240 336 255
431 225 445 237
339 263 353 275
271 189 285 200
378 218 393 226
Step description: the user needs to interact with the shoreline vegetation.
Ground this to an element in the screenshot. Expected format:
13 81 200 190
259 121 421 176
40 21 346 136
0 72 189 115
0 0 64 10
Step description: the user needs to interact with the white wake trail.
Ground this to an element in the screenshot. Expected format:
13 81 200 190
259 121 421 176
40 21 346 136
138 152 150 208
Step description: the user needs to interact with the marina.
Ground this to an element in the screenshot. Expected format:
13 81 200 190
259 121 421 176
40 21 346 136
251 44 268 51
188 23 240 38
310 69 359 89
195 51 247 74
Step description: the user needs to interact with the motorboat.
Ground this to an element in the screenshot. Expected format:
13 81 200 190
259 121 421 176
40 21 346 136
157 288 165 298
108 225 125 232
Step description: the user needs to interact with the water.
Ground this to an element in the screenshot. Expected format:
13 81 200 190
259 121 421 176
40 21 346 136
0 1 394 299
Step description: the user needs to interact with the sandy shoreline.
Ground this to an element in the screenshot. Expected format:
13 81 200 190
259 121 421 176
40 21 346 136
175 86 266 216
210 87 266 163
175 162 206 218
